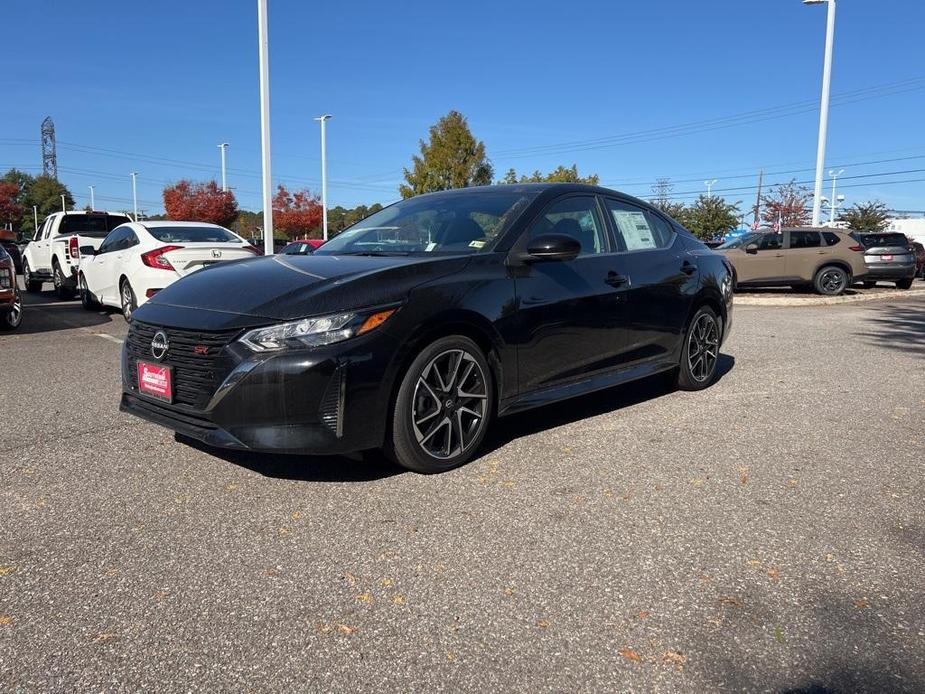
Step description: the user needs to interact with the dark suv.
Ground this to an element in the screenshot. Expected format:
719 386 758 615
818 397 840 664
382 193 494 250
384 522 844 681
852 232 917 289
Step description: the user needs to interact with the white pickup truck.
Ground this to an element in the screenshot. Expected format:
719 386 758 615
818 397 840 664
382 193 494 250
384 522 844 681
22 211 132 298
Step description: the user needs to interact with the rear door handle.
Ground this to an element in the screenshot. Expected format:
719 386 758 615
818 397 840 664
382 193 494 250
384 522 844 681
681 261 698 275
605 272 629 287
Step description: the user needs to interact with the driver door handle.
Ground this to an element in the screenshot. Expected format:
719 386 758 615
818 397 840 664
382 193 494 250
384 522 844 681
605 271 629 287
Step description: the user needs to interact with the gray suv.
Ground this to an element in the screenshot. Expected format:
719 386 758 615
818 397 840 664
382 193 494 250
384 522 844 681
852 232 916 289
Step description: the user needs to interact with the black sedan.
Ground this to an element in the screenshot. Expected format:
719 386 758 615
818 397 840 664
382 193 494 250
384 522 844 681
120 184 734 473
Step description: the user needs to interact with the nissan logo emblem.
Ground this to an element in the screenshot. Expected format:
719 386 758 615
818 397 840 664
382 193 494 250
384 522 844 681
151 330 169 360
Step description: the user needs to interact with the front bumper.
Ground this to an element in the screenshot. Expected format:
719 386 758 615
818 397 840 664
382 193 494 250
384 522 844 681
120 324 401 456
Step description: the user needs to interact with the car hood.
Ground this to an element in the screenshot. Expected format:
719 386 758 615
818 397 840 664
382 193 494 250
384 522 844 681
133 253 471 330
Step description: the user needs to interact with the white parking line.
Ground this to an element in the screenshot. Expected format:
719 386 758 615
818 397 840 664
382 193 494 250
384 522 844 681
94 333 125 345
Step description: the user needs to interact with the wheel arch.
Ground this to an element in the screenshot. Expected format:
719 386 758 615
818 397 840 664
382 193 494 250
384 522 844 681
814 259 853 280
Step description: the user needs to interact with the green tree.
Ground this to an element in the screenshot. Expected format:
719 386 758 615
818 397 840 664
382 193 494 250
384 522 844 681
400 111 493 198
499 164 599 185
837 201 890 232
682 195 740 240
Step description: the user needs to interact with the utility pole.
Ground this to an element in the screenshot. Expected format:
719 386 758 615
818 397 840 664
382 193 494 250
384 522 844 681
89 185 95 210
60 194 66 212
314 115 332 240
753 170 764 228
256 0 274 255
805 0 837 227
130 172 139 221
217 143 229 191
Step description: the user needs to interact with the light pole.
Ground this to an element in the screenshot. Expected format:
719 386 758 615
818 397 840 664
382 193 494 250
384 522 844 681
704 179 718 198
89 185 95 210
130 172 139 221
804 0 837 227
256 0 274 255
828 168 844 223
217 143 229 191
33 205 38 235
60 195 66 212
314 114 332 240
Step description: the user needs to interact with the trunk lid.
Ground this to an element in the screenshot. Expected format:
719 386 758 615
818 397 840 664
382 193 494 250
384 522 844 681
164 244 257 276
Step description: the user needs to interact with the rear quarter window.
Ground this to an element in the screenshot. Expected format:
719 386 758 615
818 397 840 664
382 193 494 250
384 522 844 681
823 232 841 246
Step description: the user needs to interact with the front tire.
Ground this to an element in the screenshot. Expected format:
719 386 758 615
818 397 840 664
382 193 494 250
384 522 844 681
22 262 42 293
677 306 721 391
0 289 22 331
79 273 99 310
813 265 849 296
385 336 493 474
119 278 137 322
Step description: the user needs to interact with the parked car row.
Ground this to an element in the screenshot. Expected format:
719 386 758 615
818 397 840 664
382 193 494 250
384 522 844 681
716 227 925 295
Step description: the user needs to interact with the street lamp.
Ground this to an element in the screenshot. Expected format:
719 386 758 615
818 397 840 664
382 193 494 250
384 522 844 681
804 0 837 227
89 185 95 210
828 168 844 223
256 0 274 255
705 179 718 198
217 143 229 192
314 114 332 240
130 172 139 221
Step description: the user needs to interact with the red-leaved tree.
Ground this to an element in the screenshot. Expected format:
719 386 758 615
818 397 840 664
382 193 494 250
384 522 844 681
163 180 239 227
762 179 811 227
273 185 323 239
0 181 22 228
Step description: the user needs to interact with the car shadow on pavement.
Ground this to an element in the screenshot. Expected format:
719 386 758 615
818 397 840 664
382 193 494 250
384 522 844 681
14 288 115 335
859 301 925 358
480 354 735 455
175 434 406 483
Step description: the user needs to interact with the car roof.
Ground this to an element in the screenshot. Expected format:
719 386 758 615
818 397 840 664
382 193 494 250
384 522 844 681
411 182 661 212
137 221 225 229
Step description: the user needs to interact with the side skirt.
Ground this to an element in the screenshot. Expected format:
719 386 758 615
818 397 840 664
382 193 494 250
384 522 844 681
498 359 677 417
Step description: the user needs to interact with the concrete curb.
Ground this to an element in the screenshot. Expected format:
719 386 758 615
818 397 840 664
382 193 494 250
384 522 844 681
734 288 925 307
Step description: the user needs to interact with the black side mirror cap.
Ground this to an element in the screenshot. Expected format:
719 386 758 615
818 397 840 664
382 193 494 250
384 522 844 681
745 243 759 254
522 233 582 263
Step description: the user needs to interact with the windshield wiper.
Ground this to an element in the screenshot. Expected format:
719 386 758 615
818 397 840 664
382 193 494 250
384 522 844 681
338 251 410 257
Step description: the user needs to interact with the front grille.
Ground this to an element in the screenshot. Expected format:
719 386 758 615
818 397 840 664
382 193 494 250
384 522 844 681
126 321 242 411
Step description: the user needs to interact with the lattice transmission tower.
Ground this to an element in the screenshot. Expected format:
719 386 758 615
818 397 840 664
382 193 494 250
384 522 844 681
41 116 57 179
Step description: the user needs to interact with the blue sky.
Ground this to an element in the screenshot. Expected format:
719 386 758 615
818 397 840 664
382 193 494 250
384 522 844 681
3 0 925 217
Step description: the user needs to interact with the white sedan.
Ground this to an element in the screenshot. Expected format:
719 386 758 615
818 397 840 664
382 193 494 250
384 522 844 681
77 221 261 320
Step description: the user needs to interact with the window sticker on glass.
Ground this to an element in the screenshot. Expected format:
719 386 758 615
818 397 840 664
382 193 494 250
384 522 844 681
612 211 657 250
468 239 486 249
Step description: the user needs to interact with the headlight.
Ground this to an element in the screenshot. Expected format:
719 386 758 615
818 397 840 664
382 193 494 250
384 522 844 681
239 308 396 352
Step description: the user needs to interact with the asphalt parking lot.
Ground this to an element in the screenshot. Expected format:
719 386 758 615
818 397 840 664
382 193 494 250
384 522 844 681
1 288 924 692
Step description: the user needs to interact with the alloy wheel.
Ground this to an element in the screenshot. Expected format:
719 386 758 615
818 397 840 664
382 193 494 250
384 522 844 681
819 269 845 295
411 348 488 459
6 292 22 328
687 314 719 383
121 282 133 320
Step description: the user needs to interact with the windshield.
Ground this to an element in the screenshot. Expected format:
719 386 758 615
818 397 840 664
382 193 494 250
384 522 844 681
146 225 240 243
855 233 908 248
315 190 538 256
718 232 761 249
59 213 131 239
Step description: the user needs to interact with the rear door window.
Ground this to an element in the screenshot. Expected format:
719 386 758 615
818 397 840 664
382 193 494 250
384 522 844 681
603 199 673 251
789 231 821 249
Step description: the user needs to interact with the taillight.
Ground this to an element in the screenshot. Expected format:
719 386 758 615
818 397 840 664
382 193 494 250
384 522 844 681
68 236 79 259
848 245 864 252
141 245 184 270
244 244 263 256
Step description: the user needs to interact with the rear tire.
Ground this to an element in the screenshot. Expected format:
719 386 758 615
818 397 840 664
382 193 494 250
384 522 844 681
79 273 99 310
22 262 42 293
385 336 493 474
813 265 849 296
677 306 721 391
53 261 75 300
896 278 914 290
119 278 136 322
862 281 877 289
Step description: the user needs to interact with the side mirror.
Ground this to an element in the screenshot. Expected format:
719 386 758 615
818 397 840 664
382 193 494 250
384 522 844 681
524 233 582 262
745 243 759 254
79 245 97 256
